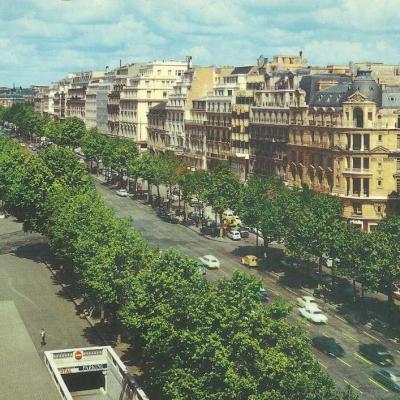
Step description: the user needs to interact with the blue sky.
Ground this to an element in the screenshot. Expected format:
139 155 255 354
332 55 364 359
1 0 400 87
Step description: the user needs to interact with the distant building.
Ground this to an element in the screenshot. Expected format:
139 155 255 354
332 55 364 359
0 87 36 106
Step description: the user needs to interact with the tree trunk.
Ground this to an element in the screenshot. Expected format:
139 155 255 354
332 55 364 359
100 304 105 323
219 212 224 237
256 231 259 247
352 279 357 303
183 200 187 221
318 257 323 284
361 283 365 299
178 185 181 211
388 281 394 304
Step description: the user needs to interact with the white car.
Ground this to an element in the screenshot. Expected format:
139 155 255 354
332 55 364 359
170 194 179 202
116 189 128 197
198 255 220 269
227 230 241 241
296 296 320 310
298 307 328 324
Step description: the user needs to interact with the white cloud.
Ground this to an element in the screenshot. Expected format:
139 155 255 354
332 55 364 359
1 0 400 86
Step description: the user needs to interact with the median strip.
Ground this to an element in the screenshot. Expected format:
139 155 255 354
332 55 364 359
343 380 363 394
368 377 389 392
353 352 373 365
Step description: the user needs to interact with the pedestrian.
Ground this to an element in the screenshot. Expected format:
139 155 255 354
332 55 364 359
40 328 46 346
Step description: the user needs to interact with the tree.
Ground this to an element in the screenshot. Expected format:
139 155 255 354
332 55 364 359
373 215 400 303
205 163 242 237
80 128 107 172
59 117 86 148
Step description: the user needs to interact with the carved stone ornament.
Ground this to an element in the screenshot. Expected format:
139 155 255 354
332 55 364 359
346 91 370 103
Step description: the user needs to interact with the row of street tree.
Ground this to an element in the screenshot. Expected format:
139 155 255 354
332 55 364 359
0 107 356 399
1 106 398 304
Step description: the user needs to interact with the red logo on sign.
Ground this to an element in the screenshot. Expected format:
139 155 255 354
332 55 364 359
74 350 83 360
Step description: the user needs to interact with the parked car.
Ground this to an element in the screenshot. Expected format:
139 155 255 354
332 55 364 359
116 189 128 197
296 296 320 310
198 255 220 269
298 306 328 324
201 225 218 237
238 227 249 238
188 211 200 222
359 344 394 366
312 336 344 357
241 255 259 268
259 287 269 302
227 230 241 241
170 194 179 202
157 208 167 218
164 212 180 224
372 368 400 392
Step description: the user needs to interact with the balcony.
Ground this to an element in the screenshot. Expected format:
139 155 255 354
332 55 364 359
343 168 372 176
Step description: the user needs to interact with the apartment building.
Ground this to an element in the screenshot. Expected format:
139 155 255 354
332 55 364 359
85 77 104 130
66 71 103 121
286 68 400 230
33 85 49 115
117 60 189 148
249 70 309 178
147 102 168 153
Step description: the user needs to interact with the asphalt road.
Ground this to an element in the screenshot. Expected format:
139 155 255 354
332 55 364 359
96 180 400 399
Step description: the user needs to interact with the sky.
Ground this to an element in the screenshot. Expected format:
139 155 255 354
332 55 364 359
1 0 400 87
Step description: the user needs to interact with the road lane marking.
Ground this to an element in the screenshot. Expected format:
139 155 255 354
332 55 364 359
318 361 327 369
335 357 352 368
285 287 298 295
354 352 373 365
343 333 358 342
344 380 363 394
363 331 381 342
268 288 279 296
368 378 389 392
334 315 346 323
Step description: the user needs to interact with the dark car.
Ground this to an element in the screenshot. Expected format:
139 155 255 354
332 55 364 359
201 225 218 237
259 287 269 302
157 208 167 218
372 368 400 392
238 227 249 238
188 211 200 222
359 344 394 366
165 213 179 224
312 336 345 357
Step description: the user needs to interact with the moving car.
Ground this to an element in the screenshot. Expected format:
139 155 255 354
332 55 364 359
312 336 344 357
116 189 128 197
164 213 180 224
259 287 269 302
358 344 394 366
298 306 328 324
227 230 241 241
196 262 206 276
198 255 220 269
241 255 259 268
201 225 218 237
188 211 200 222
296 296 320 310
372 368 400 392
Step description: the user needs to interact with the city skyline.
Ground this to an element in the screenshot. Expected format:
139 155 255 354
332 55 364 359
1 0 400 86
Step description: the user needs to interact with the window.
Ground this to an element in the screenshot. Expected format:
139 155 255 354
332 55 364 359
397 178 400 192
163 91 167 98
397 134 400 148
168 70 172 75
145 81 150 86
363 158 369 169
378 134 382 141
228 90 232 96
378 180 382 186
353 202 362 215
147 91 151 98
368 112 372 121
157 69 161 75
